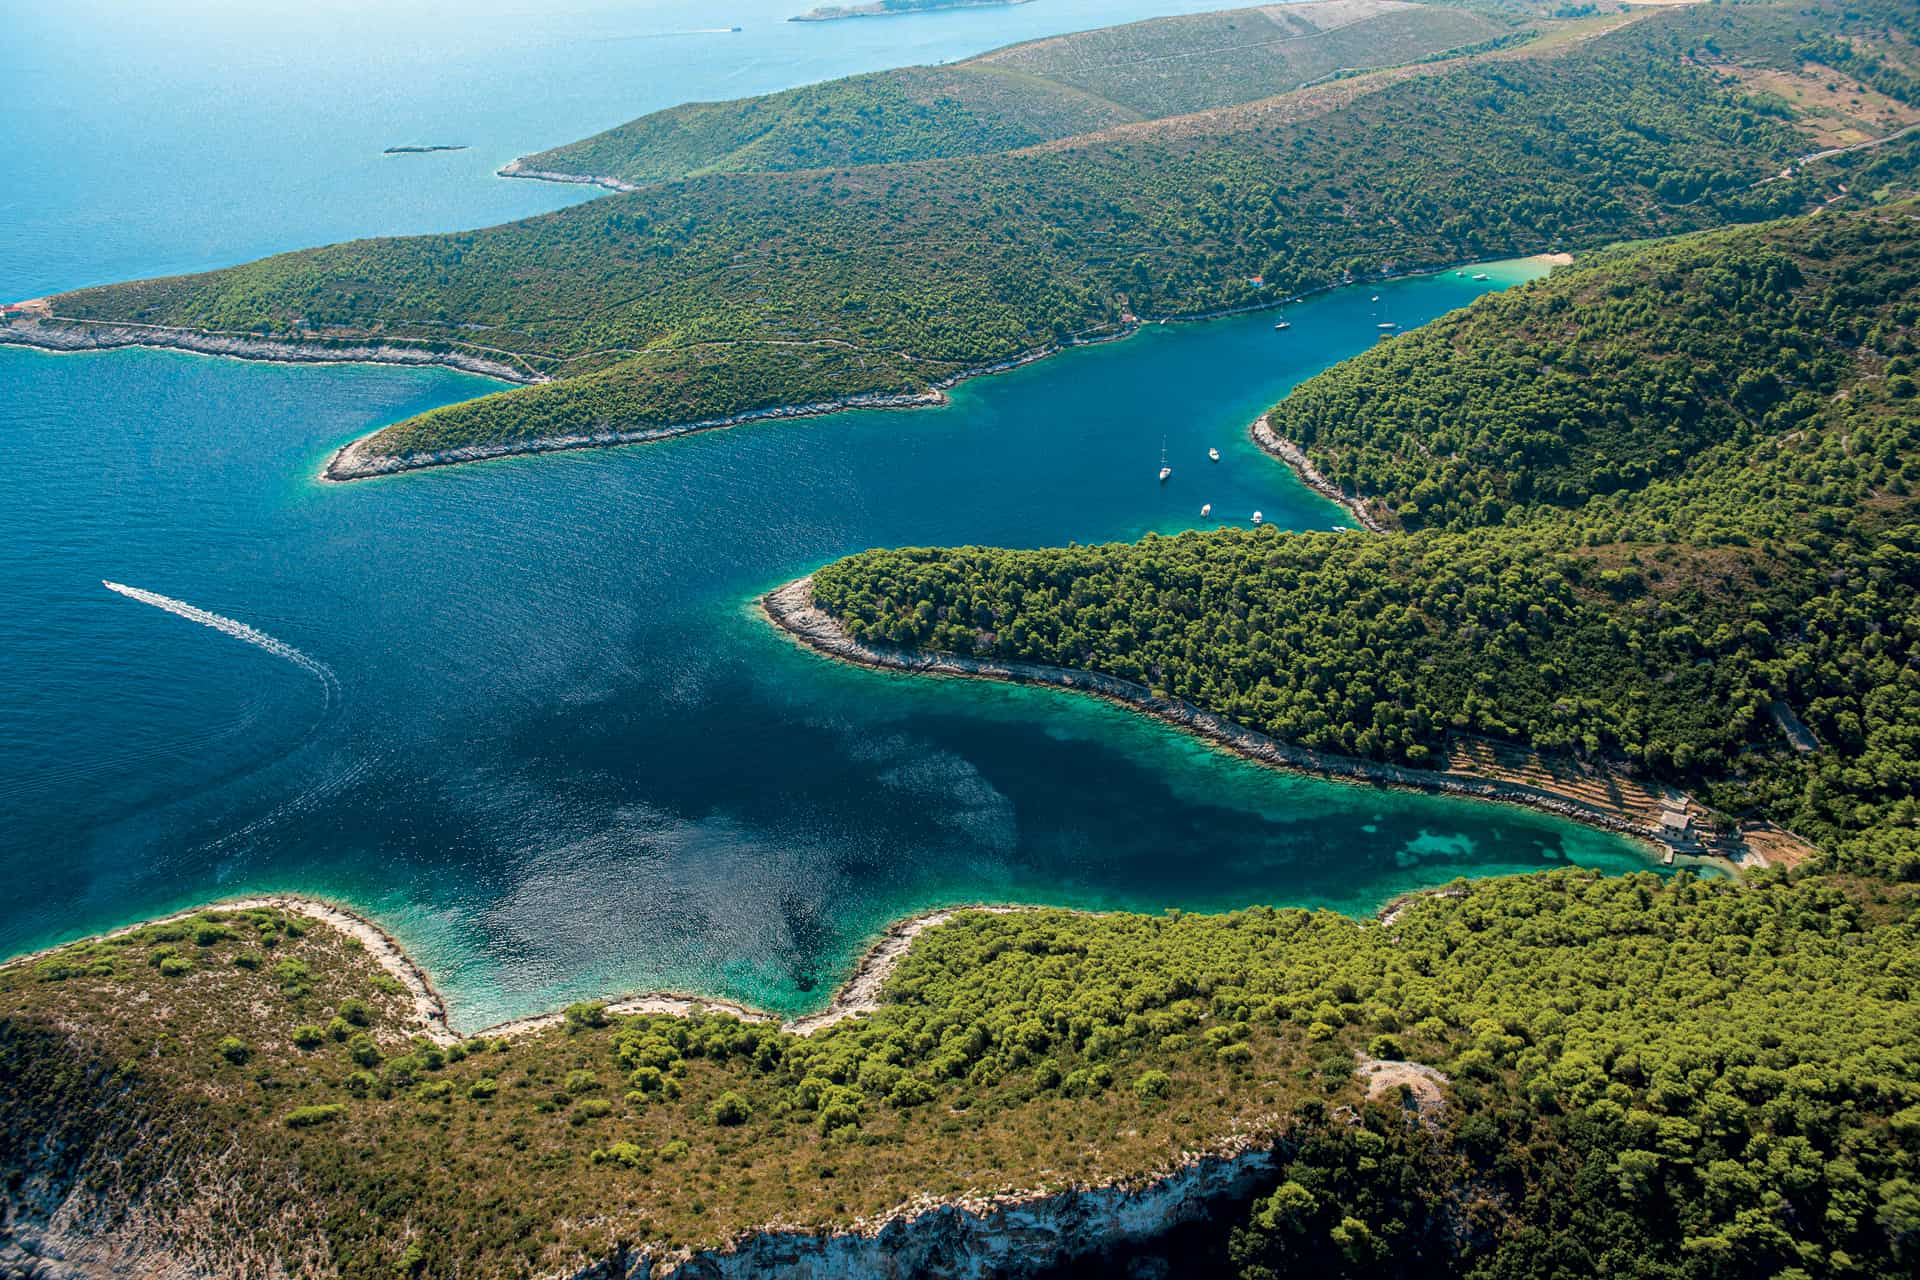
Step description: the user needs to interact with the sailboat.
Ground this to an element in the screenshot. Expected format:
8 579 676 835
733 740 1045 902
1158 438 1172 483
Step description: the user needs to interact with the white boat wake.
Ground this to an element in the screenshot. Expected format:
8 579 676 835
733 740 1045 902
101 580 338 702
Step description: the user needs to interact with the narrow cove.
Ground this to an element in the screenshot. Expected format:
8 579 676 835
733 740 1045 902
0 257 1675 1030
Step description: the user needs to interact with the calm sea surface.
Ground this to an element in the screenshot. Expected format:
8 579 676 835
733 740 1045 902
2 2 1654 1028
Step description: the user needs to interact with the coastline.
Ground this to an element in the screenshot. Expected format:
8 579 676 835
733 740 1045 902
0 314 546 385
1248 414 1387 532
0 890 1038 1045
12 251 1567 486
496 156 641 195
319 387 945 482
316 322 1142 481
790 0 1033 20
760 576 1782 871
315 248 1572 481
0 890 1294 1275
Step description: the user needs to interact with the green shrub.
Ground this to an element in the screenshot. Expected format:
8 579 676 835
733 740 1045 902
272 959 311 997
217 1036 251 1065
572 1098 614 1124
347 1034 381 1067
193 924 229 946
157 956 192 978
468 1077 499 1101
34 959 77 982
291 1025 325 1050
338 998 372 1027
284 1104 346 1129
565 1001 609 1031
707 1091 754 1126
887 1076 936 1108
564 1069 601 1095
1134 1070 1173 1100
590 1141 646 1169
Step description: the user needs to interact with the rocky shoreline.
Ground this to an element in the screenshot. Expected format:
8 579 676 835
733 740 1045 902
318 323 1149 480
594 1136 1281 1278
761 576 1731 865
496 156 642 194
0 314 545 385
1249 414 1388 532
320 388 944 481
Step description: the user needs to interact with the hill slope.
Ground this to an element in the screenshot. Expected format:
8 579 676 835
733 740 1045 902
3 2 1874 478
4 870 1916 1277
517 1 1510 189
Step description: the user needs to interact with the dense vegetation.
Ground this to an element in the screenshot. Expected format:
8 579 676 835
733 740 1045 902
4 9 1918 1279
5 868 1917 1277
526 0 1509 188
28 3 1852 466
814 204 1920 864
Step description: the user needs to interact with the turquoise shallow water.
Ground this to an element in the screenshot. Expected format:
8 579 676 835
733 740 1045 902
3 3 1664 1029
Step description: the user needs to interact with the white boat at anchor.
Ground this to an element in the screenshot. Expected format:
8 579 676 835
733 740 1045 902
1200 503 1212 517
1251 511 1263 525
1158 438 1172 482
1208 447 1220 462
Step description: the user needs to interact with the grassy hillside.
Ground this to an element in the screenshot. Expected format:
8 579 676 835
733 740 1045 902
5 870 1917 1277
970 0 1506 117
811 204 1920 861
518 2 1510 189
29 6 1846 471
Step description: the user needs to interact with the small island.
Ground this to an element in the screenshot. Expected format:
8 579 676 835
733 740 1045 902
383 144 468 154
791 0 1030 21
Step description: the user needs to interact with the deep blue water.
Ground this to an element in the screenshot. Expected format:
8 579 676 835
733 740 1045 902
1 0 1244 299
2 3 1663 1029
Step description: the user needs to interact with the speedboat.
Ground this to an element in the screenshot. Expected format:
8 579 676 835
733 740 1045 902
1200 503 1212 517
1208 448 1220 462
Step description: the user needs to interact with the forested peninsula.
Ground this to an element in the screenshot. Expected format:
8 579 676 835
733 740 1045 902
1 0 1888 479
807 204 1920 875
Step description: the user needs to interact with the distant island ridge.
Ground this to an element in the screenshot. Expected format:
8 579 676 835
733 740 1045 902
791 0 1031 21
382 144 468 154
